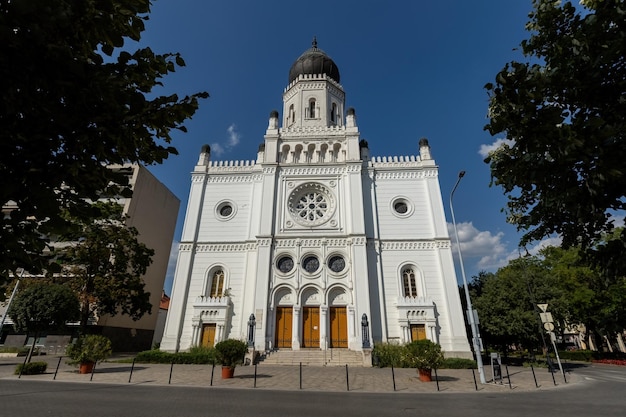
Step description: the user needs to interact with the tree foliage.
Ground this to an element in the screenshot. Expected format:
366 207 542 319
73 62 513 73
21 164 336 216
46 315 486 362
484 0 626 258
7 282 80 333
58 202 154 332
471 244 626 351
0 0 208 288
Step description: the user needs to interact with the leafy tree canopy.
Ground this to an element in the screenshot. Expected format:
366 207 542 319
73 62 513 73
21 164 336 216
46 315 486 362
7 281 80 333
484 0 626 259
0 0 208 288
58 201 154 332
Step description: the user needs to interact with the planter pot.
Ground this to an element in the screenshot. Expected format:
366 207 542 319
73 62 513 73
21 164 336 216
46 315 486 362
221 366 235 379
79 361 95 374
418 368 432 382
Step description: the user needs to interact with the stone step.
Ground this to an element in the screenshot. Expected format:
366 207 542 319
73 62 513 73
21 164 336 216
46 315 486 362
258 349 366 367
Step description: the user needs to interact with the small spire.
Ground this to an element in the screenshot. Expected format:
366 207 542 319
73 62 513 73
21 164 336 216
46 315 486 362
312 36 318 50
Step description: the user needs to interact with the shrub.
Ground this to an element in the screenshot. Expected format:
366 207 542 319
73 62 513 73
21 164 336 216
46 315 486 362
215 339 248 368
135 347 217 364
557 350 593 362
15 361 48 375
66 335 112 365
405 339 444 370
440 357 476 369
372 342 409 368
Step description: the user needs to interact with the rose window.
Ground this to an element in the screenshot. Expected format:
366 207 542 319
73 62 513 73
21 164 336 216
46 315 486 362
288 183 336 226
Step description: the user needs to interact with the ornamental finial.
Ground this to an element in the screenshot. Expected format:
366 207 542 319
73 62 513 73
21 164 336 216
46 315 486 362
312 36 318 49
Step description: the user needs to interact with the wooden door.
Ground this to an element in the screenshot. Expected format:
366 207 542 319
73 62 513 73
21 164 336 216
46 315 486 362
329 307 348 348
201 324 216 347
275 307 293 348
411 324 426 341
301 307 320 348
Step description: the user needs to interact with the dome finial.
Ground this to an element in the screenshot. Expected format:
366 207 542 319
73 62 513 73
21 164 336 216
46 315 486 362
312 36 318 50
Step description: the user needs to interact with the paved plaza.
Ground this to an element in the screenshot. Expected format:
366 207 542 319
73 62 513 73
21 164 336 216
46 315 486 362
0 354 578 393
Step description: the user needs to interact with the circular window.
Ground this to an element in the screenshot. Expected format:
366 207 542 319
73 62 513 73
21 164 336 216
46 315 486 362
220 205 233 217
276 256 294 273
302 256 320 273
391 197 413 218
288 183 336 226
328 255 346 273
215 200 237 221
394 201 408 214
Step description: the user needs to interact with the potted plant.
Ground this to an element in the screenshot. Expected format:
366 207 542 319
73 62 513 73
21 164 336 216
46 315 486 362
66 334 112 374
214 339 248 379
405 339 444 382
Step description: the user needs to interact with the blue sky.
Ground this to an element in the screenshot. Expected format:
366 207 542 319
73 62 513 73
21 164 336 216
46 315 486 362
133 1 552 294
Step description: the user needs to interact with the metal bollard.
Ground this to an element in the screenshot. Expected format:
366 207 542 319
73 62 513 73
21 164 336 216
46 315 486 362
530 364 539 388
53 356 63 380
169 361 174 384
128 358 136 383
345 364 349 391
391 365 396 391
434 368 440 391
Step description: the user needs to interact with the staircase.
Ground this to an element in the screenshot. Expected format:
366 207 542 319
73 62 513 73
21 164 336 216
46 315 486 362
258 349 366 367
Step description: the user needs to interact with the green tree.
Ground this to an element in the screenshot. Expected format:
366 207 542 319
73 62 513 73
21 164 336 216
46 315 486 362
471 256 566 352
8 282 80 362
58 202 154 333
483 1 626 261
0 0 208 289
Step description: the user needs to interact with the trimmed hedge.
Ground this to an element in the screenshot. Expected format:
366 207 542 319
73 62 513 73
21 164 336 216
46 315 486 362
372 342 477 369
441 358 477 369
15 361 48 375
135 347 217 364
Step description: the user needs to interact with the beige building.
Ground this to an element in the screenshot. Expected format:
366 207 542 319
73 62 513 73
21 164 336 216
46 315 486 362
0 164 179 352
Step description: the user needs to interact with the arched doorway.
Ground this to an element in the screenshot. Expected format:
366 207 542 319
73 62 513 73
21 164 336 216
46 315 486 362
301 287 321 348
274 287 294 349
328 287 348 348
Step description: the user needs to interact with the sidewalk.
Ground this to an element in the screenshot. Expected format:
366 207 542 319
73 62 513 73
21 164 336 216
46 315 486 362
0 355 579 393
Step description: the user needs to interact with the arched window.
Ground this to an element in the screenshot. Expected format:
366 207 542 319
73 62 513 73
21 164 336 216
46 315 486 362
330 102 337 123
402 268 418 298
209 270 225 298
308 99 316 118
288 104 295 126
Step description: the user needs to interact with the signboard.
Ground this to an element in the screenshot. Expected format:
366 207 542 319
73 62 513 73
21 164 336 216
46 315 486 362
539 312 553 323
537 303 548 313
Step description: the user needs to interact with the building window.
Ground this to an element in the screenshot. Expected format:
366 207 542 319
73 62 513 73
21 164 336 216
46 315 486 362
302 256 320 274
287 182 336 227
330 102 337 123
277 256 294 273
328 255 345 273
391 197 413 218
209 270 225 297
288 104 295 126
215 200 236 221
403 268 418 298
308 99 316 118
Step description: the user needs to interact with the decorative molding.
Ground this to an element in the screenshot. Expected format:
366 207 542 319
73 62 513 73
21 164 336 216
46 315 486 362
380 240 451 250
280 166 348 176
274 238 351 248
206 174 262 184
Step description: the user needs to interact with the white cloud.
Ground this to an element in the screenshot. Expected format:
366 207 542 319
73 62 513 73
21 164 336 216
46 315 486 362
479 137 514 158
210 124 241 157
227 124 240 147
448 221 508 273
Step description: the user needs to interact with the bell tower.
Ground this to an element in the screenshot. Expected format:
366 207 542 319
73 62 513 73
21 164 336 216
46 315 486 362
282 37 345 129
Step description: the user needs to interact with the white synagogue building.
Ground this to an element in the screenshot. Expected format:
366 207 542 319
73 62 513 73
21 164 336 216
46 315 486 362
161 39 472 361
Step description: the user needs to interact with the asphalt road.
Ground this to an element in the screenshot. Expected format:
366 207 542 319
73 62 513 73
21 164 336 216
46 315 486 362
0 365 624 417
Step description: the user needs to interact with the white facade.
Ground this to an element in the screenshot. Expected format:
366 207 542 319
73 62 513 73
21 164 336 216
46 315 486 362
161 41 471 359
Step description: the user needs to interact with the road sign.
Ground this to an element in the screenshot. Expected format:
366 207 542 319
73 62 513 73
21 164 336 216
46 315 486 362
537 303 548 312
539 312 553 323
544 322 555 331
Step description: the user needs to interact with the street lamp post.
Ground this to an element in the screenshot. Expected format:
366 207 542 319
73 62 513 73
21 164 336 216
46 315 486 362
450 171 486 384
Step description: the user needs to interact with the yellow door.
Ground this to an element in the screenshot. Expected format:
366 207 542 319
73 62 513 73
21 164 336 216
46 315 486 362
411 324 426 341
329 307 348 348
302 307 320 348
275 307 293 348
201 324 216 347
